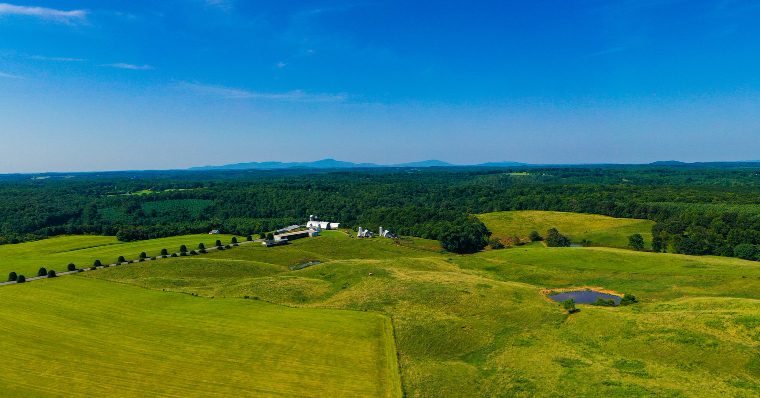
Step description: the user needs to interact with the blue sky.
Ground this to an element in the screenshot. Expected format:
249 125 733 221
1 0 759 172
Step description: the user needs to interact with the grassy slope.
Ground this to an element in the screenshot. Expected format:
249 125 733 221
0 234 238 278
477 210 655 249
0 277 400 398
84 230 760 397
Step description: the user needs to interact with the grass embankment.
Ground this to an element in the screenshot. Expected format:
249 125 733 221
85 229 760 397
0 277 400 398
477 210 654 249
0 234 237 278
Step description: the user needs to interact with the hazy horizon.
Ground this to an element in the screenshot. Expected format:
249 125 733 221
2 1 760 173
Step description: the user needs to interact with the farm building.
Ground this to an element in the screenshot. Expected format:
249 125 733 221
274 228 320 242
208 229 220 235
306 215 340 230
276 225 301 234
357 227 374 238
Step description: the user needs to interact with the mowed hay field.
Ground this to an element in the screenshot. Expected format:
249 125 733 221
0 277 401 398
0 234 238 278
477 210 655 249
83 230 760 397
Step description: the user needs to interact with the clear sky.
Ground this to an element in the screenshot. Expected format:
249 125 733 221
1 0 759 172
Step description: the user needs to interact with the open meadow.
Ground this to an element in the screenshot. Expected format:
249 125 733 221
0 212 758 396
477 210 655 249
0 234 237 278
81 227 759 397
0 276 400 397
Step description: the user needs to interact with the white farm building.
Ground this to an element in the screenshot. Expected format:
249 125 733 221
306 215 340 230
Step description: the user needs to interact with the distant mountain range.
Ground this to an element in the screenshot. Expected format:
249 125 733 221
189 159 526 171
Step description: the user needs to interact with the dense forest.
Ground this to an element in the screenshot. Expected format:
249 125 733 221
1 165 760 258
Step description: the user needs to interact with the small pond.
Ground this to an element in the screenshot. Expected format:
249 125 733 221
548 290 621 305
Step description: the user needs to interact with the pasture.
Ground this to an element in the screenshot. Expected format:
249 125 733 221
84 228 760 397
477 210 655 249
0 277 400 397
0 234 237 278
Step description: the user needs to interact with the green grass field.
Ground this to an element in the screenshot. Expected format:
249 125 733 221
0 277 401 397
477 210 655 249
1 213 759 397
0 234 238 278
81 229 759 397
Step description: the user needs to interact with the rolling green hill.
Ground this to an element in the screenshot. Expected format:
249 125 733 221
0 234 237 278
0 277 401 397
81 230 759 397
477 210 655 249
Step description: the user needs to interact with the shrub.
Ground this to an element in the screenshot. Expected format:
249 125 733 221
190 250 198 255
161 248 169 256
199 248 207 254
620 294 638 306
139 258 145 262
246 235 253 241
67 263 76 272
47 269 57 278
8 271 17 282
592 298 616 307
16 275 26 283
139 252 147 259
180 245 188 253
260 233 267 240
225 244 231 249
231 237 238 244
628 234 645 251
118 256 126 264
198 243 205 250
489 238 505 250
170 253 178 258
180 252 187 256
265 233 274 241
37 267 48 277
93 259 102 267
562 298 578 314
215 240 222 247
546 228 571 247
529 231 543 242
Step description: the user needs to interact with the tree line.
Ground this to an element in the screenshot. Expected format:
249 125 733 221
1 166 760 257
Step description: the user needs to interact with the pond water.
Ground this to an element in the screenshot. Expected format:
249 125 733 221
548 290 621 305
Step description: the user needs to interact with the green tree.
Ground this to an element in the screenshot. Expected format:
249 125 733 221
16 275 26 283
139 252 147 259
67 263 76 272
266 233 274 241
180 245 188 253
628 234 645 251
733 244 758 261
529 231 543 242
439 217 491 254
620 294 638 306
246 235 253 241
93 259 102 268
118 256 126 263
562 299 577 313
231 237 238 244
161 248 169 256
37 267 48 277
215 239 222 247
47 269 57 278
8 271 17 282
198 242 205 250
546 228 571 247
